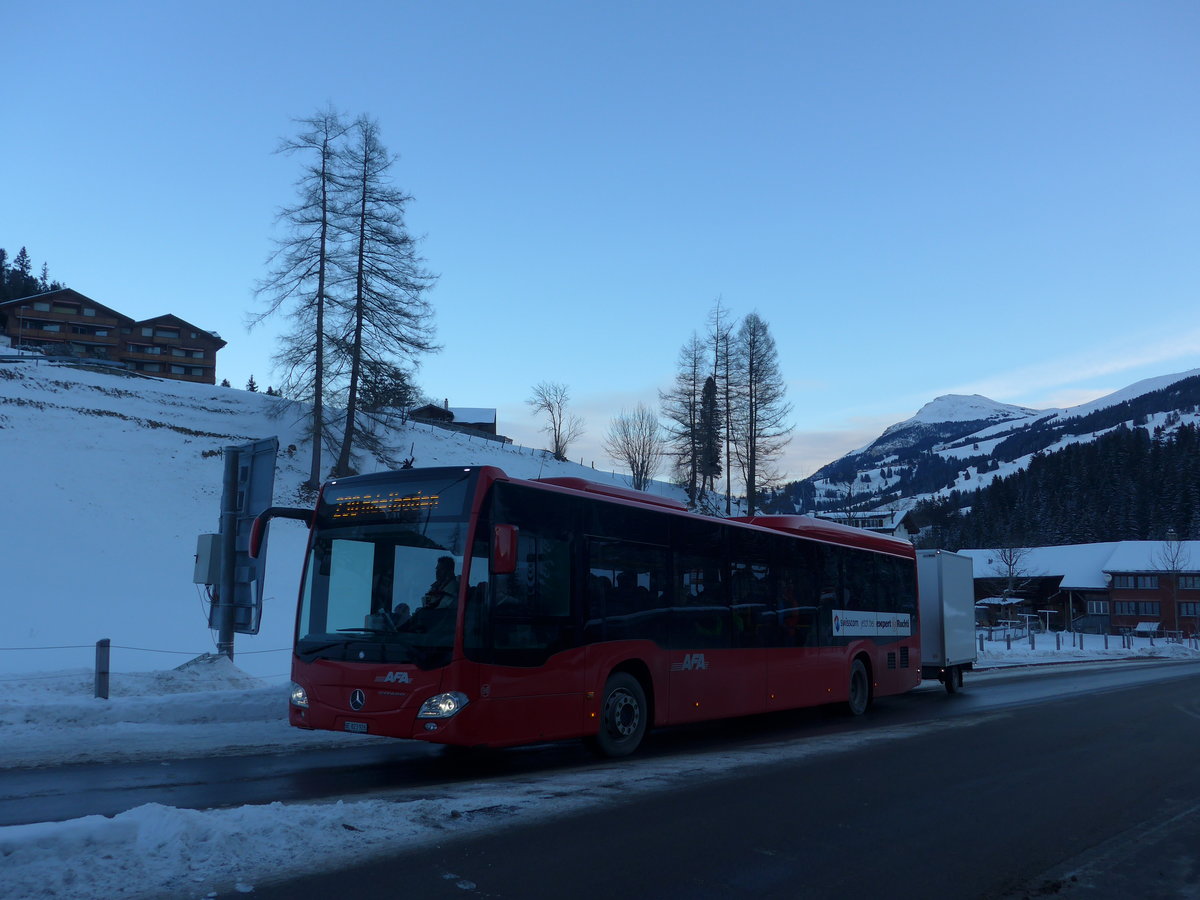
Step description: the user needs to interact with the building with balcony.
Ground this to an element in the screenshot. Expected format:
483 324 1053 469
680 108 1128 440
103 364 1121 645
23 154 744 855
0 289 226 384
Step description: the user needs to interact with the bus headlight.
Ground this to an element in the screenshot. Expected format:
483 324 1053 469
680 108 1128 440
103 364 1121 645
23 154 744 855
417 691 469 719
289 682 310 709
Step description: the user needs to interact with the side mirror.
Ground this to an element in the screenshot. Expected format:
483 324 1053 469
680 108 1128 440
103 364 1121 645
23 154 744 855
249 506 312 558
492 524 519 575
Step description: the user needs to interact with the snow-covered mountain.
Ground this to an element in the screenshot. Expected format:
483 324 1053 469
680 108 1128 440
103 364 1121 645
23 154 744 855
844 394 1042 463
789 368 1200 516
0 360 676 680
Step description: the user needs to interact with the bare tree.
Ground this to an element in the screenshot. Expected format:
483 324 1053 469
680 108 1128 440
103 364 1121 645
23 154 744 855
989 546 1039 625
604 404 665 491
527 381 584 462
331 115 439 477
1155 528 1192 635
251 106 349 488
729 312 791 516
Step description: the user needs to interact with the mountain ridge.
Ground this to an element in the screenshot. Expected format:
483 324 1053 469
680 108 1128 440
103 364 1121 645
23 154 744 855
781 368 1200 520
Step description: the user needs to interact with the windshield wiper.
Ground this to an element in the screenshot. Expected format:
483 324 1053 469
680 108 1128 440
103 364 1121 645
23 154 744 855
336 628 391 635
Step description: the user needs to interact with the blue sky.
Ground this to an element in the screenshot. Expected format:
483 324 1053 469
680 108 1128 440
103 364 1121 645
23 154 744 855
7 1 1199 480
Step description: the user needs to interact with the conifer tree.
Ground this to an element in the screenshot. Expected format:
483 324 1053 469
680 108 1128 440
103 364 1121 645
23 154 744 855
251 106 350 488
660 333 706 505
330 115 438 477
729 312 791 516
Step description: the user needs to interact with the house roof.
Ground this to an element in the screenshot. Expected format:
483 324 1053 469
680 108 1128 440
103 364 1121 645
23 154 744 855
411 404 496 425
135 313 226 348
449 407 496 425
0 288 131 323
959 541 1200 589
3 291 225 347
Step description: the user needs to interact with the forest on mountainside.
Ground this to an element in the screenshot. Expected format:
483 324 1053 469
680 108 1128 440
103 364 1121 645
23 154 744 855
911 422 1200 549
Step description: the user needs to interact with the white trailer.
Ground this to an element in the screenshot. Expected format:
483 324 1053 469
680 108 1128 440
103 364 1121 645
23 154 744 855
917 549 978 693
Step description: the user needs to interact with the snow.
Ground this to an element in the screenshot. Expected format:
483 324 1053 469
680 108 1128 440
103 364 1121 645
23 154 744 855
905 393 1039 426
0 361 674 683
3 641 1197 899
3 360 1199 898
958 541 1200 590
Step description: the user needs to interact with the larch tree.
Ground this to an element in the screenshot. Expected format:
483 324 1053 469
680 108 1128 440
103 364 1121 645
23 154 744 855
604 403 666 492
729 312 791 516
706 298 736 513
331 115 438 477
660 333 706 506
528 381 584 462
250 106 349 488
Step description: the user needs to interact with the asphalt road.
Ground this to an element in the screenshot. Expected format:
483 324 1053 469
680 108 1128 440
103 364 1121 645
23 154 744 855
226 664 1200 900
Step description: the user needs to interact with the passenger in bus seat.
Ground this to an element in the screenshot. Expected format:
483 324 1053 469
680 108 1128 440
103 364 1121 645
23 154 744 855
421 556 460 609
406 557 459 632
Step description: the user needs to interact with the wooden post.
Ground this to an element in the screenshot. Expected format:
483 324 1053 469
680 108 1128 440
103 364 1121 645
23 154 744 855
95 639 110 700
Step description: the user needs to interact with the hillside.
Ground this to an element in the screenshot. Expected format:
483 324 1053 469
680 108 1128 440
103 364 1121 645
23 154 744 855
771 368 1200 522
0 360 673 680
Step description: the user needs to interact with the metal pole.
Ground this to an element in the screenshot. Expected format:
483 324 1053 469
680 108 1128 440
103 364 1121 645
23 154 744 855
95 638 110 699
217 447 239 660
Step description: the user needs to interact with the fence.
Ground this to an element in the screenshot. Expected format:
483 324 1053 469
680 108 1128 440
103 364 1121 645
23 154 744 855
978 629 1200 653
0 640 293 697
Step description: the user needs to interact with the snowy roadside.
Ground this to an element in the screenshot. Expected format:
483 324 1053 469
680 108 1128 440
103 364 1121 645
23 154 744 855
2 646 1198 899
3 642 1197 771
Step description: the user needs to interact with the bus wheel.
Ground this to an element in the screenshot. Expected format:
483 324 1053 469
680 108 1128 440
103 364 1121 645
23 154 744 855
590 673 648 758
847 659 870 716
944 665 959 695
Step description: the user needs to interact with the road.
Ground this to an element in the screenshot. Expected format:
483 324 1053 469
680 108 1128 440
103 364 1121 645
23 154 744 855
5 661 1200 898
226 661 1200 900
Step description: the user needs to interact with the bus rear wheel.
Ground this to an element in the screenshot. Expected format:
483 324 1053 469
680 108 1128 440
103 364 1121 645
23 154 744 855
847 659 870 716
588 672 648 758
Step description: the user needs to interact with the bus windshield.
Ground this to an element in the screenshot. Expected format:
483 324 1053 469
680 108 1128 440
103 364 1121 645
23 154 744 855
295 470 475 668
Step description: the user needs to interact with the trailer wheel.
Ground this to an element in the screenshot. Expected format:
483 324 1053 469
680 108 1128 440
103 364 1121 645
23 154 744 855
847 659 870 716
588 672 648 758
944 665 959 694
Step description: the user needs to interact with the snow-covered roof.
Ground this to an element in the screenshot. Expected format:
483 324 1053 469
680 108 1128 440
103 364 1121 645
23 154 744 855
977 596 1026 606
959 541 1200 589
1102 541 1197 573
449 407 496 424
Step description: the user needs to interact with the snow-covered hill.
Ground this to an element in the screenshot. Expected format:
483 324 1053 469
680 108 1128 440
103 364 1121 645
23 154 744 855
795 368 1200 516
0 360 675 680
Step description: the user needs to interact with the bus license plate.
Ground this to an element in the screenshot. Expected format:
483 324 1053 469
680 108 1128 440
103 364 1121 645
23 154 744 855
344 721 369 733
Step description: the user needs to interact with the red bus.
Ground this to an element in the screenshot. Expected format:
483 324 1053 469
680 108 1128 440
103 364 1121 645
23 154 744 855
254 465 920 757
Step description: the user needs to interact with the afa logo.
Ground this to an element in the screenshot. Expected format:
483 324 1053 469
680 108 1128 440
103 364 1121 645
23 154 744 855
671 653 709 672
833 615 841 634
374 671 412 684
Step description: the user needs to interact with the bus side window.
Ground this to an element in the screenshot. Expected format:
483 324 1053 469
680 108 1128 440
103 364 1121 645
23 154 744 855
491 531 573 664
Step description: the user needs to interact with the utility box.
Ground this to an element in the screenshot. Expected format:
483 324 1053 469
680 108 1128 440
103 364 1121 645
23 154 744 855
918 549 977 692
194 533 221 585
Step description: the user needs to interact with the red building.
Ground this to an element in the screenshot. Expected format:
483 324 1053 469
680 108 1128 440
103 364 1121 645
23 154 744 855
0 289 226 385
963 540 1200 637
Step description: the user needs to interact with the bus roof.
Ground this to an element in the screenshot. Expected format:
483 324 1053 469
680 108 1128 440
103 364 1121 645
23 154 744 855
731 514 917 559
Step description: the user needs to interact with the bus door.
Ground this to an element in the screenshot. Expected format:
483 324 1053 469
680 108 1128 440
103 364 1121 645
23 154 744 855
470 499 585 745
767 541 831 708
667 525 766 723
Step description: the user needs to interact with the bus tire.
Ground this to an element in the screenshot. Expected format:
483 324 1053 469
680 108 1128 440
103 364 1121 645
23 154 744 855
847 659 870 716
944 665 959 695
589 672 648 758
